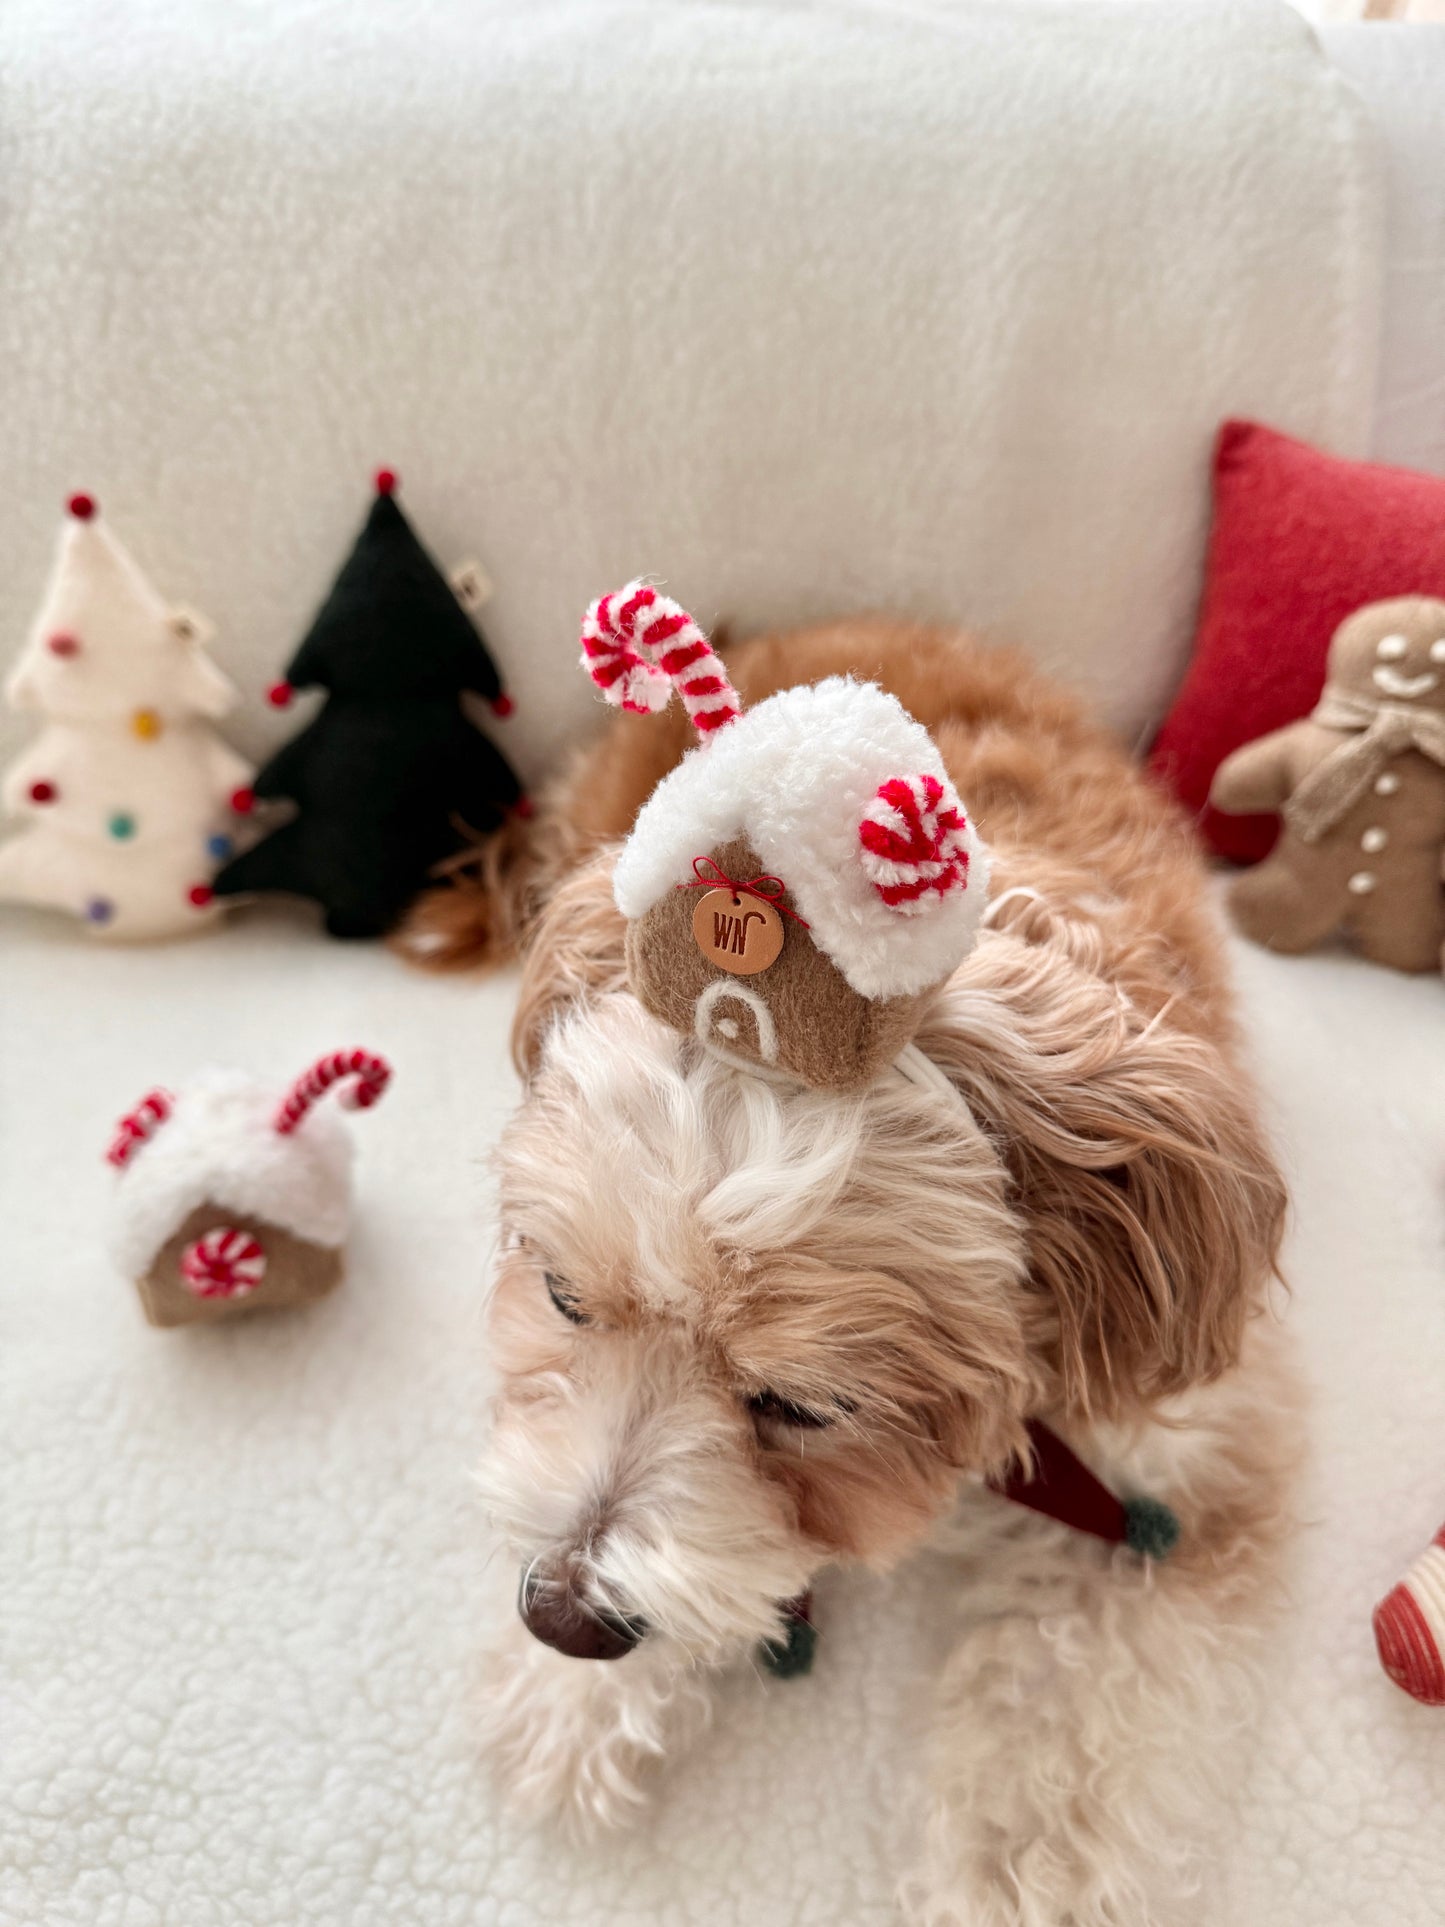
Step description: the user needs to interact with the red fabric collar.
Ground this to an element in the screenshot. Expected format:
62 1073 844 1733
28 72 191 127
764 1419 1175 1682
990 1418 1135 1546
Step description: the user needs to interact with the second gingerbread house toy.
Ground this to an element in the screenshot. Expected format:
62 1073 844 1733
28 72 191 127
106 1049 392 1327
581 583 990 1089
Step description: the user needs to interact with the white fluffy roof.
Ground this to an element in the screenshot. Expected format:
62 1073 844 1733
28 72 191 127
613 678 989 1000
108 1069 354 1277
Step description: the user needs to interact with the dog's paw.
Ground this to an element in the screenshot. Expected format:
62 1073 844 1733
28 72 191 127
476 1620 713 1838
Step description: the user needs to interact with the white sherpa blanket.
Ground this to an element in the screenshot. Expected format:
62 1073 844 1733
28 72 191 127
0 0 1379 789
2 3 1428 1922
2 912 1444 1926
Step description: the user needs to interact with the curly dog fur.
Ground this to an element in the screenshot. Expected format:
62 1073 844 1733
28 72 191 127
406 620 1299 1924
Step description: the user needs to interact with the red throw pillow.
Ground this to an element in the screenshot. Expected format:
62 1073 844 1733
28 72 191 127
1149 420 1445 863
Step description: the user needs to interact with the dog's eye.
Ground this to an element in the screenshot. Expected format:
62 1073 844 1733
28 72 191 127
544 1272 589 1326
748 1390 834 1430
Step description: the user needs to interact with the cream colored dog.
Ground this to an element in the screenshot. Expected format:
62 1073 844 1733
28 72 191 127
409 619 1298 1925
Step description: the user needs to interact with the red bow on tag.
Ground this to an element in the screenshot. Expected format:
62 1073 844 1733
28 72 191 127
677 855 811 926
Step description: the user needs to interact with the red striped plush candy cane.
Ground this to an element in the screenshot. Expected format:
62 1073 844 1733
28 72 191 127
579 582 740 735
1374 1522 1445 1706
274 1049 392 1136
106 1088 175 1168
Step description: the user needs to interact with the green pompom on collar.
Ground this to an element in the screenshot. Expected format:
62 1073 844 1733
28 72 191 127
1123 1495 1182 1562
759 1593 817 1679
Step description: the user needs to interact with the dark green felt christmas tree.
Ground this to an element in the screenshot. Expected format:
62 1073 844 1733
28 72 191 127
214 472 521 938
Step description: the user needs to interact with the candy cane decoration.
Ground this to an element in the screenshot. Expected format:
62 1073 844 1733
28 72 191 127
1374 1523 1445 1706
274 1048 392 1136
858 773 973 914
579 582 740 735
180 1226 267 1300
107 1088 175 1168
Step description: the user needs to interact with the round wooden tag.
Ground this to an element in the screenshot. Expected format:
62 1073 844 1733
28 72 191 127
691 888 785 976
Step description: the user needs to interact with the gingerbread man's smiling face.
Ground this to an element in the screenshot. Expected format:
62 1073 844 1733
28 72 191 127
1329 596 1445 715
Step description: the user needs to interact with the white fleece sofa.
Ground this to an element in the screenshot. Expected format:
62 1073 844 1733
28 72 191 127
2 5 1444 1924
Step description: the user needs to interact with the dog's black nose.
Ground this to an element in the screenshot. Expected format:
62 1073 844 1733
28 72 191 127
517 1572 646 1660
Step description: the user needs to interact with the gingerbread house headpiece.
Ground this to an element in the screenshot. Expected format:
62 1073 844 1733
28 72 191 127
581 584 989 1090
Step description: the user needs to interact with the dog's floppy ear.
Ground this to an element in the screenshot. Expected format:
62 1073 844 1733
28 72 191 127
510 850 629 1080
917 930 1286 1416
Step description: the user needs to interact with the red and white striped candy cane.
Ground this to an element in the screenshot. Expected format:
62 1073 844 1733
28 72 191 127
579 582 740 735
274 1049 392 1136
107 1088 175 1168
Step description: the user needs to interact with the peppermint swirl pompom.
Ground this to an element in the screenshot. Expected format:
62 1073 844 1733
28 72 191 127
180 1226 267 1299
858 773 973 913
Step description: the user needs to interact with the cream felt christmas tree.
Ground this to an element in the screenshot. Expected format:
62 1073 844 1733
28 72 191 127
0 495 254 940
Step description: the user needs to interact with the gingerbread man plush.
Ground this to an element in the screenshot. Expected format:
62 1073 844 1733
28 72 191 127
1210 596 1445 973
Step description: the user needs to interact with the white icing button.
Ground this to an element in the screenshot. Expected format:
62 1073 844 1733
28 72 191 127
1373 772 1400 796
1347 871 1376 895
1361 827 1387 854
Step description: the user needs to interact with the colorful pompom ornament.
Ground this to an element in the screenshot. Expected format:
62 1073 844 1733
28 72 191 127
106 1050 392 1327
